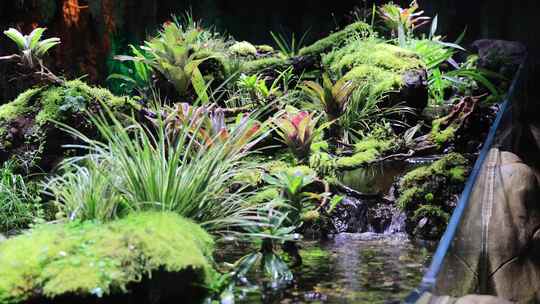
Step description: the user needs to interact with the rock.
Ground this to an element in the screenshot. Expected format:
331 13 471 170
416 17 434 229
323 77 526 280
0 80 132 172
471 39 526 78
330 196 368 233
394 153 470 240
436 148 540 302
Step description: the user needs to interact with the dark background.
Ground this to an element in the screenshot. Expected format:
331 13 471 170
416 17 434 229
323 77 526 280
0 0 538 101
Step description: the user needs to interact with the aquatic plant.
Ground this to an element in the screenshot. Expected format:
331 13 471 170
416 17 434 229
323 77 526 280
0 162 44 233
275 111 323 162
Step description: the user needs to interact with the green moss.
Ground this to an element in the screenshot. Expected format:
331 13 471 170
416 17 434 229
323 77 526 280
249 188 280 204
324 39 423 75
430 118 456 148
35 80 129 125
229 41 258 56
397 153 469 238
412 205 450 223
241 57 288 74
0 88 42 123
0 212 214 303
299 22 371 56
343 64 403 96
256 44 275 53
336 136 396 169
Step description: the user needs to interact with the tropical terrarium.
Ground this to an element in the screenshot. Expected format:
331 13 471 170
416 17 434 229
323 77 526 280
0 0 531 303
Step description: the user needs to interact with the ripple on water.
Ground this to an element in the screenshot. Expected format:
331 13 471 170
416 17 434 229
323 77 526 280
228 233 433 304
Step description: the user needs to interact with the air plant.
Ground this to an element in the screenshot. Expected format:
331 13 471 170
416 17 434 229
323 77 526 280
1 27 62 83
378 0 430 46
275 111 322 162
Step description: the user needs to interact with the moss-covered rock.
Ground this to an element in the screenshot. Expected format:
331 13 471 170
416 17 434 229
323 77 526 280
395 153 470 240
323 39 428 110
229 41 258 57
0 80 133 172
299 22 371 56
0 212 214 303
336 134 398 169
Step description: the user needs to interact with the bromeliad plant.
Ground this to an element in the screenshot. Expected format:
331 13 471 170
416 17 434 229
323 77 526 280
1 27 62 83
378 0 430 47
302 74 357 122
302 74 357 145
116 20 211 102
275 111 322 162
159 102 263 155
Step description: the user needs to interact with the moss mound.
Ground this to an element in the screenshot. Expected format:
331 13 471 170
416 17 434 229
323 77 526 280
336 130 398 169
299 22 371 56
323 39 425 99
396 153 470 239
0 212 214 303
0 80 132 171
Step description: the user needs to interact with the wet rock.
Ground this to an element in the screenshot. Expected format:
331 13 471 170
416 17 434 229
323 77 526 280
367 199 396 233
394 153 470 240
471 39 526 78
330 196 368 233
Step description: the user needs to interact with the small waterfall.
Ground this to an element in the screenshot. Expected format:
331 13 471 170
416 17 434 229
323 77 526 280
384 210 407 234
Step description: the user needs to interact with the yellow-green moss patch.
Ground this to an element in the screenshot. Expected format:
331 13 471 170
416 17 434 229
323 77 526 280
299 22 371 56
0 212 214 303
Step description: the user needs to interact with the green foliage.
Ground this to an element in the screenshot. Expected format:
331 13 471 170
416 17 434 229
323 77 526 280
3 27 60 68
115 20 215 101
0 162 44 233
46 103 264 236
0 212 214 303
107 45 152 95
299 22 371 56
378 0 430 47
275 111 323 162
302 74 357 121
270 30 309 58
